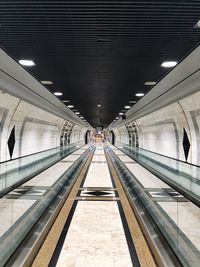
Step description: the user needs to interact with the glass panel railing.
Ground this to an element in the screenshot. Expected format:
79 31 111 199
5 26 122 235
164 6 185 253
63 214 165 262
107 146 200 267
115 141 200 205
0 144 93 266
0 141 84 196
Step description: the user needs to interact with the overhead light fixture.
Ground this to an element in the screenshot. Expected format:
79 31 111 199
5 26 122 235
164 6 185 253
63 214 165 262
119 112 124 115
68 105 74 108
194 20 200 28
161 61 177 68
135 92 144 97
116 117 119 119
80 116 84 119
124 105 131 109
19 59 35 66
54 92 63 96
144 81 156 86
129 100 136 104
62 100 70 103
97 104 102 108
41 80 53 85
75 112 80 115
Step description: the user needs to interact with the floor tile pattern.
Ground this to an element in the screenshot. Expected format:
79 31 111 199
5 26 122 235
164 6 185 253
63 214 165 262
80 190 115 197
56 201 133 267
54 143 134 267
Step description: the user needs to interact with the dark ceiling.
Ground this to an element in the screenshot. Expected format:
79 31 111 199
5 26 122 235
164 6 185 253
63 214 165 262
0 1 200 127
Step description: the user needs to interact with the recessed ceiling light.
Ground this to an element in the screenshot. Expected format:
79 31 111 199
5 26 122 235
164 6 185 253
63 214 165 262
75 112 80 115
54 92 63 96
144 81 157 86
116 117 119 119
19 59 35 66
129 100 137 104
119 112 124 115
80 116 84 119
41 80 53 85
135 93 144 97
194 20 200 28
68 105 74 108
124 105 131 109
161 61 177 68
97 104 102 108
62 100 70 103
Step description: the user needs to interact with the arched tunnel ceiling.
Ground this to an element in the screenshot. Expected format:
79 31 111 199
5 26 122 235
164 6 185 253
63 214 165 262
0 1 199 128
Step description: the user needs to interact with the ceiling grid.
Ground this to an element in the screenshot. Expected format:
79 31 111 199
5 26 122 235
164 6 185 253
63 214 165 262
0 0 199 126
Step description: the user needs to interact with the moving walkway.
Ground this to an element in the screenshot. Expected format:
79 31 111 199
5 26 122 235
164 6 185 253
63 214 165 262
0 142 200 267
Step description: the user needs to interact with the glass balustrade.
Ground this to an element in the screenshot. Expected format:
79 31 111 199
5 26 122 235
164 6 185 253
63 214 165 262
0 141 84 196
108 146 200 267
0 142 91 266
115 141 200 204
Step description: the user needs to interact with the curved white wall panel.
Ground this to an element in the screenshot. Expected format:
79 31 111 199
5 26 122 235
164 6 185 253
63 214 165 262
179 91 200 165
135 102 189 161
0 91 88 162
110 45 200 165
0 49 90 162
111 90 200 164
70 125 87 143
118 126 129 144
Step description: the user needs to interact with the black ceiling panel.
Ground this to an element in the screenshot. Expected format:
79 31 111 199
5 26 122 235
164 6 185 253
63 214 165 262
0 0 199 127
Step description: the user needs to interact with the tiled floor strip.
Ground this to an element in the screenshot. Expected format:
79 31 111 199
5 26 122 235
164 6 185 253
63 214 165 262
33 142 156 267
44 143 156 267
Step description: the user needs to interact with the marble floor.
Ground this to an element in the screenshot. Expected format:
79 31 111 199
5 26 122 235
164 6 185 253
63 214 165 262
110 144 200 260
92 154 107 162
52 143 135 267
83 162 112 188
56 201 133 267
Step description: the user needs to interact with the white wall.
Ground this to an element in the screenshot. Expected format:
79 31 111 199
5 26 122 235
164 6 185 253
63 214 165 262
70 125 86 144
112 90 200 165
180 91 200 165
0 91 86 162
118 126 129 144
135 102 189 161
